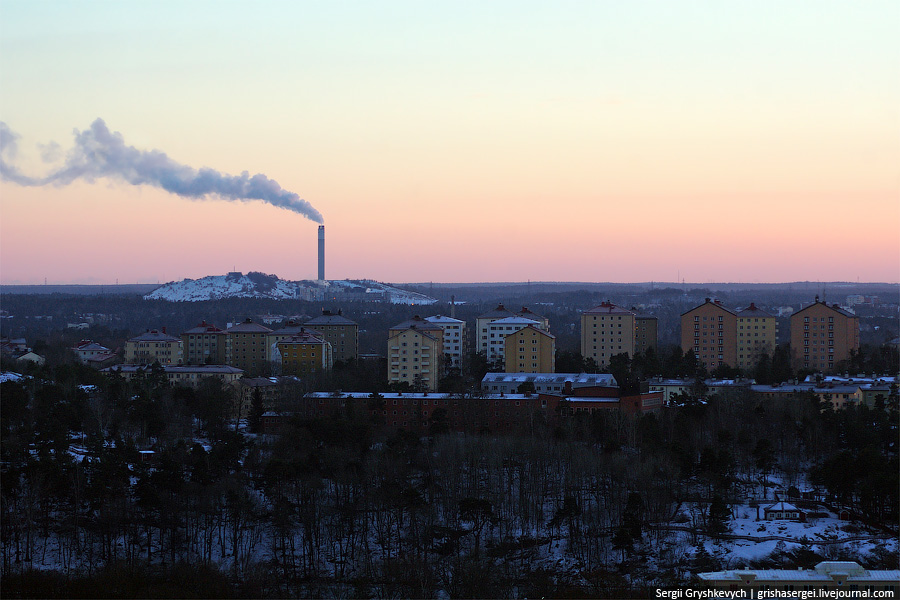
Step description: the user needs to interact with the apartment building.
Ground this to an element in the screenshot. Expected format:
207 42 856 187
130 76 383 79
790 297 860 373
581 302 658 368
275 329 333 376
305 309 359 362
388 316 444 391
102 364 243 388
504 325 555 373
267 320 320 359
486 316 546 363
125 329 183 365
476 304 549 360
735 303 776 369
424 315 466 370
681 299 739 371
225 319 273 376
181 321 227 365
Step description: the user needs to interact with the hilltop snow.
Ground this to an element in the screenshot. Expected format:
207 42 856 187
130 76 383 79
144 272 437 305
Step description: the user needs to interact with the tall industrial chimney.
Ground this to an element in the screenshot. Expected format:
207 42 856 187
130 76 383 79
317 225 325 281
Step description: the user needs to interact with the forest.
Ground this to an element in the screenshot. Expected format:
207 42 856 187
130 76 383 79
2 356 897 598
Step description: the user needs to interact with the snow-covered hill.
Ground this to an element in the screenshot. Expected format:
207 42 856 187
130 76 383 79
144 272 437 305
144 272 300 301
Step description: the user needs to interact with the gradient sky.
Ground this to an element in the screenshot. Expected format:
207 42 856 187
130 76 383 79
1 1 897 285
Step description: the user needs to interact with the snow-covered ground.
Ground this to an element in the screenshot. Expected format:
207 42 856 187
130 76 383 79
689 502 897 567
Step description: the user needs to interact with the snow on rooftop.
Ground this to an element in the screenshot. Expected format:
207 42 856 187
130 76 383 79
0 371 25 383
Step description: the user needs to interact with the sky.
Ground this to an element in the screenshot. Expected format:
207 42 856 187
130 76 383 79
1 1 897 285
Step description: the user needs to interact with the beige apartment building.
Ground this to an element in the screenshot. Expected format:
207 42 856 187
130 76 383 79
225 319 273 376
125 329 183 365
305 309 359 362
581 302 658 368
181 321 227 365
681 299 738 371
388 316 444 391
504 325 555 373
735 303 776 369
790 297 860 373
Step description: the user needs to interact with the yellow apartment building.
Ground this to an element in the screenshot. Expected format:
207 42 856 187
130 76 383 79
735 303 776 369
504 325 555 373
125 329 183 365
275 329 333 376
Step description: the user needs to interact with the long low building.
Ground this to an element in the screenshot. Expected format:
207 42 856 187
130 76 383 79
101 364 244 388
261 386 660 436
482 372 618 395
699 561 900 593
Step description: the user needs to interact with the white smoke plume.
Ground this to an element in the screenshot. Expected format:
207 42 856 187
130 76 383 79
0 119 324 224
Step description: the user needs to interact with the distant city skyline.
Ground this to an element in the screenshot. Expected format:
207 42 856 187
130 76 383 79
1 1 897 285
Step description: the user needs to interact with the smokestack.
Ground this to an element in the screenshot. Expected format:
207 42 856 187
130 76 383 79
318 225 325 281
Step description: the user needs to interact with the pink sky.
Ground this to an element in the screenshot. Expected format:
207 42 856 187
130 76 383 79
1 2 898 284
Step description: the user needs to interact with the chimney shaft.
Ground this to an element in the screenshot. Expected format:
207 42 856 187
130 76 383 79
318 225 325 281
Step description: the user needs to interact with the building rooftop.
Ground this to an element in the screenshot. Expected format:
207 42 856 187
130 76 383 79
277 330 328 345
793 297 857 318
699 561 900 583
390 315 444 332
736 302 774 317
583 301 638 315
477 303 519 320
509 324 555 339
226 319 273 333
73 341 110 352
489 316 541 327
103 364 244 375
306 309 358 326
271 321 323 337
424 315 465 325
128 330 181 343
482 372 618 386
681 297 737 317
182 320 225 335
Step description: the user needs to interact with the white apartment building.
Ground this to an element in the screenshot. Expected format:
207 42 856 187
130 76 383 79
476 304 549 360
424 315 466 370
485 316 541 363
